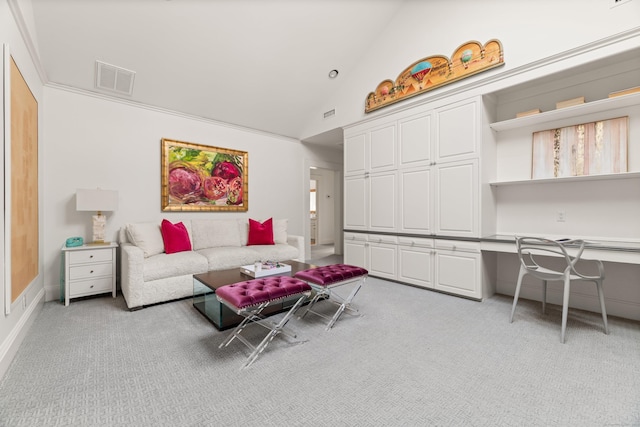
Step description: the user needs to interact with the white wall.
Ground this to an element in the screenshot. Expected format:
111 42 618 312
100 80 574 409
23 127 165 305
42 87 312 300
0 0 46 378
300 0 640 140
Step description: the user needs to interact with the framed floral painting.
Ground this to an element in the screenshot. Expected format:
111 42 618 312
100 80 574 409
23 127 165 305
161 138 248 211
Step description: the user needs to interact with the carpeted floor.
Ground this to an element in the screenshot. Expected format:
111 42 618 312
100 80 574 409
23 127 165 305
1 274 639 426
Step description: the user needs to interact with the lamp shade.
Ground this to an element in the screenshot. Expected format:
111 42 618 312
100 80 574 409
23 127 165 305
76 189 119 212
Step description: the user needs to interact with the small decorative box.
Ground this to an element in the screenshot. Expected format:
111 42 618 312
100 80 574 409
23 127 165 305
240 262 292 278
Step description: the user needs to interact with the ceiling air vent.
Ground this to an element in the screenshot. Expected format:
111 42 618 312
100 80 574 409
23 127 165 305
95 60 135 95
323 109 336 119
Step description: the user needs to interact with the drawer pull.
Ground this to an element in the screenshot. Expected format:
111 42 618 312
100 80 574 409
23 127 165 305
90 270 94 274
90 255 94 258
90 285 94 289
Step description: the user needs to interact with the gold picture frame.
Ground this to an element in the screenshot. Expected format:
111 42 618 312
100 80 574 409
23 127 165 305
161 138 248 212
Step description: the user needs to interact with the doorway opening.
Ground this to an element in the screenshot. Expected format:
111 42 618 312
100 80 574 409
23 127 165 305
309 167 341 264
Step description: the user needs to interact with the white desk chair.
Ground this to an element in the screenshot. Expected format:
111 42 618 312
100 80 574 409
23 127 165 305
509 236 609 343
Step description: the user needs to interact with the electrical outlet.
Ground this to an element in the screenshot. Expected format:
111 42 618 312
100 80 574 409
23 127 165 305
556 211 566 222
611 0 632 8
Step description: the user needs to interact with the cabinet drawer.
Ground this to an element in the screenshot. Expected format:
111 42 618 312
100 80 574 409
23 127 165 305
367 234 398 245
398 236 433 248
434 239 479 253
344 232 368 242
69 263 113 280
69 277 112 297
69 249 112 264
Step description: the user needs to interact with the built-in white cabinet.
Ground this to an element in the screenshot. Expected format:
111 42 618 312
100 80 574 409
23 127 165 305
367 234 398 280
435 99 479 163
434 159 478 237
398 167 432 234
344 95 485 299
344 133 366 176
344 175 367 230
344 232 367 268
368 171 397 232
344 119 397 177
398 112 432 169
344 97 483 238
433 240 481 299
345 233 482 299
397 236 433 288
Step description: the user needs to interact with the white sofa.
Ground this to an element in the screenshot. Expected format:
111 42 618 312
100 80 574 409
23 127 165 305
119 218 304 309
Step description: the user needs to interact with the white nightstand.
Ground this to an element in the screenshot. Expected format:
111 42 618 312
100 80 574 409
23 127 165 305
61 242 118 306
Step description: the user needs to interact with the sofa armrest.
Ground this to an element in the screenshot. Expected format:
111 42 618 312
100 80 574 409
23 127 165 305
287 234 305 261
120 242 145 308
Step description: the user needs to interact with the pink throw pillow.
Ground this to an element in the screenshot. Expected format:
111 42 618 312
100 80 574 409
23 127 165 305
247 218 275 246
160 220 192 254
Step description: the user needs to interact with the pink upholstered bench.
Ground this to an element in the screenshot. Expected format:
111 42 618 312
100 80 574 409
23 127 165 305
294 264 368 330
216 276 311 368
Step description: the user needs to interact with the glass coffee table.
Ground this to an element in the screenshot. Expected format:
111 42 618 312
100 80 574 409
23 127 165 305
193 260 317 330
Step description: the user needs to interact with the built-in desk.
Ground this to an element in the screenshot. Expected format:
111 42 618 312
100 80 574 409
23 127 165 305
480 234 640 321
480 234 640 265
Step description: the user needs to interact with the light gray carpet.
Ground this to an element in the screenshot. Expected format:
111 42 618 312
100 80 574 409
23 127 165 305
1 276 639 426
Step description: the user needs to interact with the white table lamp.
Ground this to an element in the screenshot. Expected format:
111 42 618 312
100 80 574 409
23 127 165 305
76 188 118 244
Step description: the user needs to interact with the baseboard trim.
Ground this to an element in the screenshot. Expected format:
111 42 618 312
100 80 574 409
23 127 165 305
0 288 45 379
496 280 640 322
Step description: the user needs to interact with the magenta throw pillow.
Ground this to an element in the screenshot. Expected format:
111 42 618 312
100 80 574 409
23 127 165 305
160 219 192 254
247 218 275 246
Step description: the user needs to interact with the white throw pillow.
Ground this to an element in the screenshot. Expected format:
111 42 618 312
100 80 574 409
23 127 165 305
126 222 165 257
273 219 288 244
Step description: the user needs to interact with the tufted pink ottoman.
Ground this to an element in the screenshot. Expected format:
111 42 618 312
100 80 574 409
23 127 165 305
294 264 368 330
216 276 311 368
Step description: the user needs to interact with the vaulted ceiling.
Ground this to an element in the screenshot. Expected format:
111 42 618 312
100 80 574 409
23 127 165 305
28 0 406 144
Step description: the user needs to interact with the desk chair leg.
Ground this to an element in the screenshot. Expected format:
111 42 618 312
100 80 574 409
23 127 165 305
561 276 571 343
542 280 547 314
510 267 526 323
596 280 609 335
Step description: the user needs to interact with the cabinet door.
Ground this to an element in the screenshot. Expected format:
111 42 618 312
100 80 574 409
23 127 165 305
344 175 368 230
397 239 433 288
399 112 432 169
399 167 432 234
344 132 367 176
344 237 368 269
369 122 396 172
435 98 478 163
434 159 478 237
368 240 397 280
368 171 397 232
434 245 481 299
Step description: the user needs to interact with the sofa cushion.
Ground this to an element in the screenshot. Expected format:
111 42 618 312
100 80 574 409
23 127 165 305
249 243 299 261
126 222 165 257
191 219 242 250
197 247 265 271
160 220 192 254
247 218 274 245
143 251 208 281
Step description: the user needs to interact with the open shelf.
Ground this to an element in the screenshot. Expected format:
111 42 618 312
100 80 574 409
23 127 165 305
490 171 640 187
489 92 640 132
